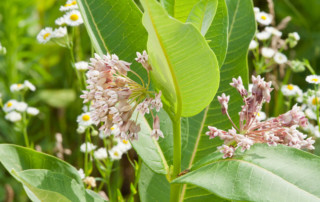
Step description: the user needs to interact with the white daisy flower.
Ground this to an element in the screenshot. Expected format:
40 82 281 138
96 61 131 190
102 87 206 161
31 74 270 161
37 27 53 44
3 100 18 112
256 31 271 41
273 52 288 64
265 26 282 37
75 61 89 71
256 12 272 26
94 148 108 160
256 111 266 121
55 17 66 26
109 146 123 160
5 111 22 122
249 40 258 50
53 27 67 38
78 168 85 179
281 84 301 96
10 83 25 92
15 102 28 112
261 47 275 58
80 143 97 153
24 80 36 91
111 125 120 136
307 96 320 109
289 32 300 41
60 0 78 11
27 107 39 116
77 112 93 127
305 108 317 120
116 138 132 153
64 10 83 26
306 75 320 84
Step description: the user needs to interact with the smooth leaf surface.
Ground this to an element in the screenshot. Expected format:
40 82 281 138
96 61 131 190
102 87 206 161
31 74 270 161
179 0 255 200
160 0 201 22
131 113 169 175
12 169 86 202
0 144 82 184
141 0 219 118
77 0 147 76
205 0 228 66
174 144 320 202
186 0 218 36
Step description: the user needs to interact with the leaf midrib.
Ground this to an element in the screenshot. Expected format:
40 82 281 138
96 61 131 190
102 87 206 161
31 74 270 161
144 0 183 118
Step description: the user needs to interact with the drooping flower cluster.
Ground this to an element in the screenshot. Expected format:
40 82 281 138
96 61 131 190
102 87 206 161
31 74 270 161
80 52 163 141
206 76 314 158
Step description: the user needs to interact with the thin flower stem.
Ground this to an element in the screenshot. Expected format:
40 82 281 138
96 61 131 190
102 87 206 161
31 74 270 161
225 111 240 132
22 112 29 148
314 85 320 133
84 128 89 176
170 117 182 202
127 157 142 201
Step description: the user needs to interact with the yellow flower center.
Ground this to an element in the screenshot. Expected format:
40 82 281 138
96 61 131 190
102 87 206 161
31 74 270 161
71 0 77 5
122 140 128 144
261 15 267 20
64 1 76 7
82 114 90 121
111 126 115 130
114 151 119 156
287 84 294 90
70 14 79 21
43 33 50 40
312 98 319 105
312 78 319 82
7 102 12 107
257 112 261 117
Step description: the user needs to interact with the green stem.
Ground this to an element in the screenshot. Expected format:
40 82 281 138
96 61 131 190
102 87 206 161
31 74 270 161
170 117 181 202
315 85 320 133
84 129 89 176
127 157 142 201
274 68 291 116
22 112 29 148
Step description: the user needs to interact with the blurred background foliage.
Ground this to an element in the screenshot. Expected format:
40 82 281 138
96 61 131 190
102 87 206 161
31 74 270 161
0 0 319 201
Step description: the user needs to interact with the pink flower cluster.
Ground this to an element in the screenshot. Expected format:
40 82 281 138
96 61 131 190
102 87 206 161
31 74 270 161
80 52 163 140
207 75 314 158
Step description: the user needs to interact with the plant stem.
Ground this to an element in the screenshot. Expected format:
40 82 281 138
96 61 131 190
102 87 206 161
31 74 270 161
170 117 181 202
22 112 29 148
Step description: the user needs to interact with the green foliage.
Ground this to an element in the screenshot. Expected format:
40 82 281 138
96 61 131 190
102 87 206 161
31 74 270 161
160 0 201 22
38 89 76 108
186 0 218 36
141 0 220 118
0 144 107 201
173 144 320 202
77 0 147 76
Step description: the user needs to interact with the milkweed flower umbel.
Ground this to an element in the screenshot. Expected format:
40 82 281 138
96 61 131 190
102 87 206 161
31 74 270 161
80 52 163 141
206 76 314 158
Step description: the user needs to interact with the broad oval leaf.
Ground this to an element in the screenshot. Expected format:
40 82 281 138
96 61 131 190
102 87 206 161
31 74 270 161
77 0 147 77
141 0 220 118
186 0 218 36
0 144 82 184
131 113 169 175
173 144 320 202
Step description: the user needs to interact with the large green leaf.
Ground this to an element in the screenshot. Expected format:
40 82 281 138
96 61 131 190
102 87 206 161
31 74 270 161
141 0 219 118
12 169 86 202
138 0 255 201
205 0 228 66
77 0 147 76
186 0 218 36
131 113 169 175
0 144 82 184
160 0 201 22
173 144 320 201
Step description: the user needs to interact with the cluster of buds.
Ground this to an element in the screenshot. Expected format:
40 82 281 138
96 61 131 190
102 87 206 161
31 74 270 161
80 51 163 141
206 76 314 158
